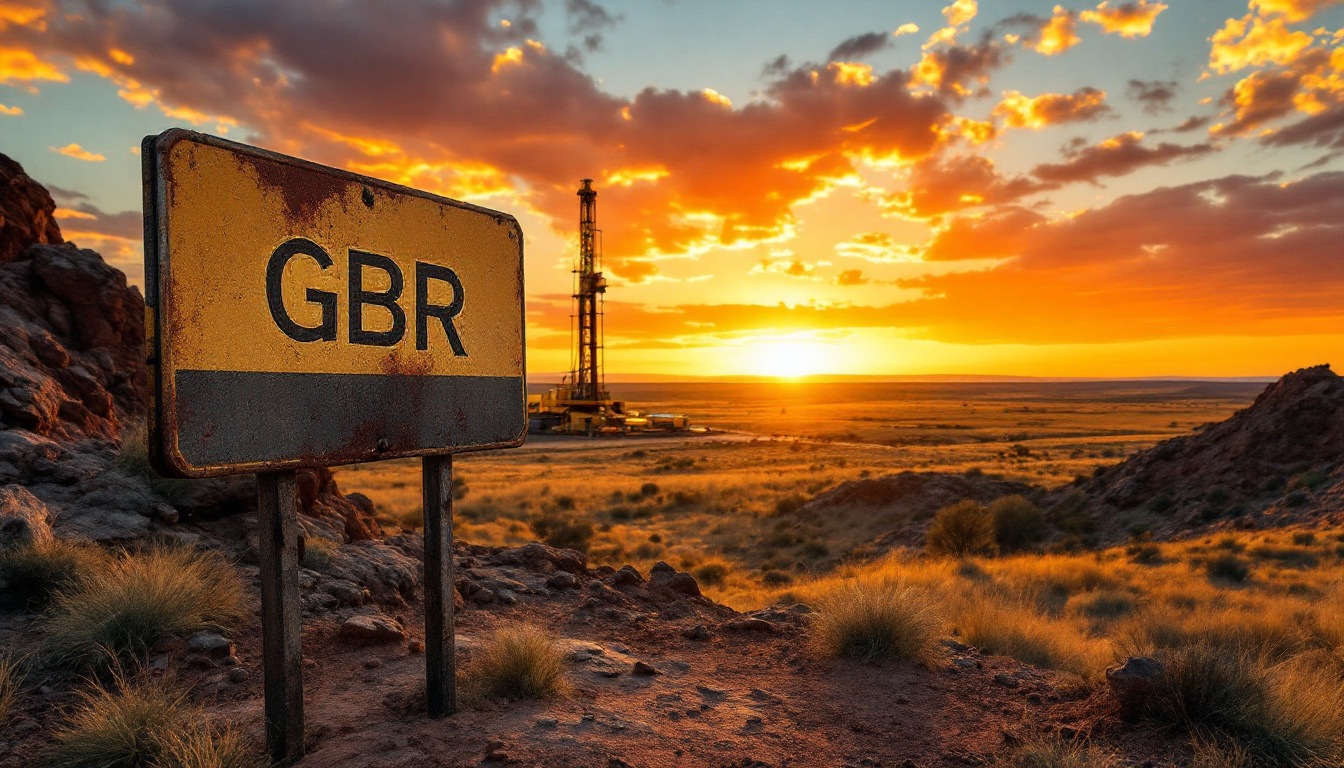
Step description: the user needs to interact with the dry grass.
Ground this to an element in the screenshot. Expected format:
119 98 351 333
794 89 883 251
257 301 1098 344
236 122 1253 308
0 540 109 609
462 624 570 702
0 653 22 726
811 581 942 663
993 736 1116 768
1143 646 1344 767
302 536 338 572
43 546 246 672
44 671 260 768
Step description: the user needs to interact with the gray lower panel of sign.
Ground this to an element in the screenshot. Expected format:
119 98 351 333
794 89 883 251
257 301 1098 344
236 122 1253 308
172 370 526 468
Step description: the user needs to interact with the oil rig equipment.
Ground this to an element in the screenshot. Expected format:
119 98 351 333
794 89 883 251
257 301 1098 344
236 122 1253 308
527 179 691 435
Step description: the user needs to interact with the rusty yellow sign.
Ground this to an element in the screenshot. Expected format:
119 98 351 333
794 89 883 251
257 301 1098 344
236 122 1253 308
143 130 526 477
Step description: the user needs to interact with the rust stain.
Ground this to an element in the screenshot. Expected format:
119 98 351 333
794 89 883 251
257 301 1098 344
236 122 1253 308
236 151 349 224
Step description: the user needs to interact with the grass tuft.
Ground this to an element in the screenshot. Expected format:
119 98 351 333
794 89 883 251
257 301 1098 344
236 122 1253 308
993 736 1115 768
43 546 246 672
464 624 570 701
0 653 23 726
44 671 260 768
811 581 942 664
0 540 109 609
1144 645 1344 767
302 536 338 572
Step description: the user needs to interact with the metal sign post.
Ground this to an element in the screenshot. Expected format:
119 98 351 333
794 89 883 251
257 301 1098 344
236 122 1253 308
142 129 525 764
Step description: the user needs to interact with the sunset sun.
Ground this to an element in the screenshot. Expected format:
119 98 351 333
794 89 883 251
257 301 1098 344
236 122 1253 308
748 338 837 379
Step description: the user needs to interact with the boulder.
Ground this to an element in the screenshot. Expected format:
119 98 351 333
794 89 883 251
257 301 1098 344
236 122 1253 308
1106 656 1164 714
0 484 54 550
339 612 407 644
186 631 235 658
491 541 587 574
322 540 419 603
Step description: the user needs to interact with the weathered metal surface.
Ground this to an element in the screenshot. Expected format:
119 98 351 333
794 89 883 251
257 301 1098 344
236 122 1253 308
142 129 526 477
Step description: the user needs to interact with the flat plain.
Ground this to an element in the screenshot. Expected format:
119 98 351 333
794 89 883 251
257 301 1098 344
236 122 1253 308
336 380 1267 608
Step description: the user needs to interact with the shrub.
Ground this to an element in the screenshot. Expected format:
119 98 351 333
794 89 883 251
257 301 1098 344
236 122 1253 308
464 624 569 700
811 582 941 664
1291 532 1316 546
774 493 806 516
1206 553 1251 583
692 561 729 587
43 546 246 671
1145 646 1344 766
762 570 792 586
926 500 996 558
993 736 1116 768
0 653 22 726
1287 470 1327 492
639 482 659 497
529 512 594 553
990 496 1047 552
302 536 338 571
0 540 108 609
44 672 261 768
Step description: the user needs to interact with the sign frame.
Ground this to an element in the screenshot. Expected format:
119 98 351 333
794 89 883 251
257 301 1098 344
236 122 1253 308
141 128 527 479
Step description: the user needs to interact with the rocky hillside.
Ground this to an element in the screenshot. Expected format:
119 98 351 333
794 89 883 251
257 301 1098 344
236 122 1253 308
789 471 1039 558
1071 364 1343 540
0 156 146 442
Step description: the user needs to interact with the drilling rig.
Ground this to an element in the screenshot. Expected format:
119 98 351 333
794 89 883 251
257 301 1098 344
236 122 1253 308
527 179 691 435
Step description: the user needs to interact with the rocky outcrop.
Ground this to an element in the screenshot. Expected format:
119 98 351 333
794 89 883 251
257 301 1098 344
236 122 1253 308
1 154 63 263
0 155 147 441
1075 364 1344 538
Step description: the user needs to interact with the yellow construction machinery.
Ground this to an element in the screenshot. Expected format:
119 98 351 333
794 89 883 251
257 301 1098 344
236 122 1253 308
527 180 691 435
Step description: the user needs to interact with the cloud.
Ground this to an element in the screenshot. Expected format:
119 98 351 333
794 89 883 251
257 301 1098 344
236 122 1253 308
835 269 870 286
1209 11 1314 75
835 232 917 263
565 0 621 52
884 154 1055 218
1249 0 1344 23
523 173 1344 347
51 143 104 161
1031 131 1216 185
0 44 65 85
1212 47 1336 136
1033 6 1080 55
0 103 20 115
1079 1 1168 38
922 206 1047 261
9 0 971 283
893 24 920 38
1126 79 1178 113
898 171 1344 343
1171 115 1213 133
828 32 893 61
911 32 1007 98
1264 104 1344 148
993 88 1111 129
751 256 821 279
943 0 978 28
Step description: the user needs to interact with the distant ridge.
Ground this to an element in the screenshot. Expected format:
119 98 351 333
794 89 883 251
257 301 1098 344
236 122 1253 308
527 373 1281 385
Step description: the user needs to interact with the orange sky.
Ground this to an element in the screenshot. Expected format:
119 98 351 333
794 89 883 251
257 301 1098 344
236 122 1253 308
3 0 1344 377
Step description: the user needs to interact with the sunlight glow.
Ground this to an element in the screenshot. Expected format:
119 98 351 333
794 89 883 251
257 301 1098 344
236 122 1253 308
745 338 840 379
